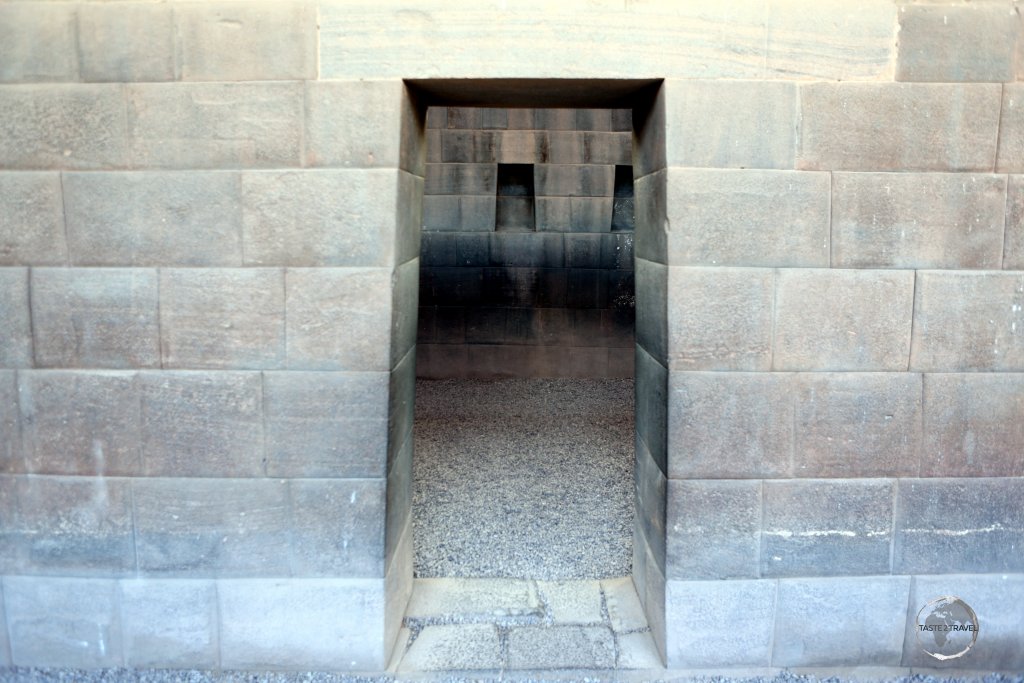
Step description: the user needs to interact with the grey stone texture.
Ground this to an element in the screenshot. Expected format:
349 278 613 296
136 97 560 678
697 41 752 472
997 84 1024 173
64 171 243 267
0 581 9 666
0 3 77 83
78 3 175 83
635 345 668 475
0 172 67 265
1007 175 1024 269
909 270 1024 371
398 624 501 672
537 580 603 624
603 576 648 633
773 269 915 371
798 83 1002 171
120 579 217 669
31 268 160 369
666 479 760 580
831 172 1007 269
405 578 539 620
535 164 614 197
0 372 20 474
0 269 32 367
634 435 666 572
507 626 615 669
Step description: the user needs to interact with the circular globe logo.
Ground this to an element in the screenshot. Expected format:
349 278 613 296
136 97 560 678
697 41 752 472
916 596 979 660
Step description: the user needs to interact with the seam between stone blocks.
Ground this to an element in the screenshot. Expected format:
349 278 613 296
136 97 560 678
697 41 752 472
993 82 1005 174
906 270 918 373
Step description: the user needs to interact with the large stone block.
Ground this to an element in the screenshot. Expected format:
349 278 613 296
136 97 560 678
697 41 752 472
922 374 1024 478
440 130 500 163
0 3 77 83
32 268 160 368
773 576 910 666
997 84 1024 173
290 479 386 578
175 1 316 81
0 372 20 473
285 268 392 371
425 163 497 195
133 478 290 576
423 195 497 232
635 347 668 475
218 578 385 670
0 85 128 169
896 4 1019 83
666 266 774 371
635 258 667 365
160 268 285 369
126 82 302 169
0 268 31 367
488 233 564 268
895 478 1024 574
634 436 667 574
78 3 175 82
798 83 1001 172
773 269 914 371
666 479 760 580
385 433 412 569
19 371 140 476
762 479 894 578
535 164 614 197
634 169 667 264
120 579 218 669
3 576 122 668
140 371 264 477
543 131 586 164
1007 175 1024 268
582 132 631 165
909 270 1024 372
448 107 508 130
63 171 243 267
0 172 67 265
264 371 388 479
831 172 1006 269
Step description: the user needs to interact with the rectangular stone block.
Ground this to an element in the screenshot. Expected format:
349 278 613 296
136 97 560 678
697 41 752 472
488 233 563 268
440 130 499 163
120 579 217 669
922 374 1024 477
290 479 386 578
535 196 571 232
1007 175 1024 268
762 479 894 578
496 130 543 164
635 346 668 475
0 3 77 83
576 109 612 132
0 372 19 473
635 258 667 365
175 1 315 81
774 577 910 666
140 371 264 477
4 577 121 668
997 84 1024 173
391 257 419 368
426 106 446 129
0 268 31 367
798 83 1001 171
78 3 175 82
0 172 67 265
543 131 585 164
634 435 666 573
634 169 667 264
285 268 392 371
895 478 1024 574
425 163 496 195
447 107 507 130
832 172 1006 269
582 132 631 165
508 625 615 669
218 578 385 670
64 171 243 267
0 85 128 169
535 164 613 197
567 196 613 232
667 480 760 580
385 433 412 569
773 269 914 371
506 108 535 130
32 268 160 369
19 371 140 476
134 478 290 576
896 4 1018 83
160 268 285 369
127 82 302 169
423 195 496 231
909 271 1024 372
666 266 774 371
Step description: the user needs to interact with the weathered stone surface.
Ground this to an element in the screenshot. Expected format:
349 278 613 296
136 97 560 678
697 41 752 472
909 271 1024 372
536 164 613 197
0 172 66 265
405 578 539 620
507 625 615 669
0 372 20 473
449 107 508 130
286 268 392 371
798 83 1002 172
665 579 775 667
440 130 500 163
64 171 243 267
896 4 1019 83
426 163 496 195
160 268 285 369
762 479 894 578
666 266 774 370
0 85 128 169
635 258 667 365
773 577 910 666
634 435 666 570
19 371 141 476
398 624 501 672
635 346 667 475
0 3 77 83
175 1 316 81
831 172 1006 269
218 578 385 670
134 478 290 576
3 576 121 668
290 479 385 578
385 433 411 568
634 169 667 264
391 258 420 369
140 371 263 477
922 374 1024 477
1007 175 1024 269
666 479 760 580
78 3 175 82
32 268 160 368
537 580 603 624
617 631 663 670
120 579 217 669
497 130 543 164
997 84 1024 173
773 269 915 371
423 195 497 231
895 478 1024 574
0 269 31 367
488 233 564 268
127 82 302 169
582 132 630 165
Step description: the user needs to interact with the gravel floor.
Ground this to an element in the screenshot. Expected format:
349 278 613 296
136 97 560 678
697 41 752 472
413 378 635 580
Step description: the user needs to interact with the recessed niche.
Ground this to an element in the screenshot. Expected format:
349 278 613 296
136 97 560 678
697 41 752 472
611 164 634 232
495 163 536 232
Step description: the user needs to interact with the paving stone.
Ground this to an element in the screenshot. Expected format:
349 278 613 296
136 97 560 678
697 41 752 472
761 479 894 578
32 268 160 369
0 373 20 474
997 84 1024 173
666 479 760 580
1007 175 1024 268
64 171 243 267
0 3 77 83
602 577 647 633
773 268 915 371
507 625 615 669
0 172 67 265
798 83 1001 172
617 631 663 669
405 578 540 619
397 624 501 672
538 580 603 624
0 268 31 367
831 172 1006 269
78 3 175 82
120 579 217 669
289 479 386 578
